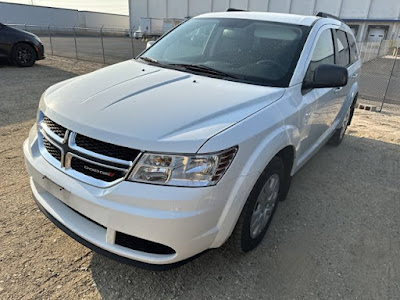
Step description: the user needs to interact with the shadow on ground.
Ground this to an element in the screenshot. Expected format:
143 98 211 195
89 135 400 300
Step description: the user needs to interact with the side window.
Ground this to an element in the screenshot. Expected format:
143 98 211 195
335 30 350 67
346 32 359 64
305 29 335 82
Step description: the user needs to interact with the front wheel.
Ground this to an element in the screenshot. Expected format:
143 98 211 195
12 43 36 67
231 156 285 253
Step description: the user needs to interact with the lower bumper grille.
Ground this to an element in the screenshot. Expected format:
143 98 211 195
115 232 176 255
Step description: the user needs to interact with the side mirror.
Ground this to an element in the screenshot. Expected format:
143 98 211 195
146 40 156 49
303 64 348 89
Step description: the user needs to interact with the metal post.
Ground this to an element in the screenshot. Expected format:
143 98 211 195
366 42 373 62
24 23 27 31
130 28 135 59
377 39 384 59
100 25 106 64
380 47 398 112
48 25 54 56
73 26 78 60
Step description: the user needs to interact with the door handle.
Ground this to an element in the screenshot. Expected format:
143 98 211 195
351 73 358 78
334 87 343 94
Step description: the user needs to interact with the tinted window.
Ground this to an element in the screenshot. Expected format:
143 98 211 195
336 30 350 67
141 18 310 87
346 32 359 64
305 29 335 82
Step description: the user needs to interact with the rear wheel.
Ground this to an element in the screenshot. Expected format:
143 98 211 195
231 156 285 252
329 106 351 146
12 43 36 67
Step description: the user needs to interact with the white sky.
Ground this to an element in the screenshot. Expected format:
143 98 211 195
1 0 129 15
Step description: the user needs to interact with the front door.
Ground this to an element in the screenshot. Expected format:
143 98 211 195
297 27 336 159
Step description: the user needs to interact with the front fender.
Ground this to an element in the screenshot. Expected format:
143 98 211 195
206 125 300 247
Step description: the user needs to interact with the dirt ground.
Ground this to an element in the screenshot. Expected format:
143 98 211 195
0 57 399 300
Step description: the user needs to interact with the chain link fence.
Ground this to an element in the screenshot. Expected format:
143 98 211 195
358 40 400 111
6 24 400 112
7 24 148 64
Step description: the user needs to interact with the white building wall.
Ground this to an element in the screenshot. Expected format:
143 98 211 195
0 2 129 29
0 2 78 26
290 0 315 16
368 0 400 19
129 0 400 40
78 11 129 29
268 0 291 13
167 0 188 19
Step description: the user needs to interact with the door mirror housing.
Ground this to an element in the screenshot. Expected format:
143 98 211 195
303 64 348 89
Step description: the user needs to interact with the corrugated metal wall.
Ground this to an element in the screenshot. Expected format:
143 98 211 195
129 0 400 27
0 2 129 29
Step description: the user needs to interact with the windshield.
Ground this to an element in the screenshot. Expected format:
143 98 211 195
139 18 310 87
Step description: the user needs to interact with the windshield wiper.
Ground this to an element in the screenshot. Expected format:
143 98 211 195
139 56 159 64
167 64 240 79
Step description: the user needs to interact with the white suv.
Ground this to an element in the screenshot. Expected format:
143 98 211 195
24 11 360 269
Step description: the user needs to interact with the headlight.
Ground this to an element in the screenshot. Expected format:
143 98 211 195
128 147 237 187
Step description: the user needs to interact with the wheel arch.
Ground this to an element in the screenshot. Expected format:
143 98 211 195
275 145 295 177
211 131 299 248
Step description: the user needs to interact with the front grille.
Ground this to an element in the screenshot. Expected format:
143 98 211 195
42 136 61 161
115 232 176 255
70 157 126 182
75 134 140 161
43 116 67 139
38 114 142 186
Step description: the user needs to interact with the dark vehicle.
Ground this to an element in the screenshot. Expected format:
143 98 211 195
0 23 45 67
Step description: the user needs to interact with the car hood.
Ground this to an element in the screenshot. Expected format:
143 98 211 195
41 60 285 153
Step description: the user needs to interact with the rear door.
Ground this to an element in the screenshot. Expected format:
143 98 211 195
330 29 354 121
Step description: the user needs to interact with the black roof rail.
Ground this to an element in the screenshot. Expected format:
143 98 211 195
226 8 246 12
316 12 344 23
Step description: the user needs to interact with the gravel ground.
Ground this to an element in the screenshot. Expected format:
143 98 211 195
0 56 399 300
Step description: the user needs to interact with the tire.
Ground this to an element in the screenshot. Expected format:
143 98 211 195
12 43 36 67
231 156 285 253
348 95 358 126
329 105 351 146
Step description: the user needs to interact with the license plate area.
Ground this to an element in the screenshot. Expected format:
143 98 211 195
41 175 71 203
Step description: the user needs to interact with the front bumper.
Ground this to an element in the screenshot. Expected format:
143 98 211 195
35 42 45 60
23 133 240 268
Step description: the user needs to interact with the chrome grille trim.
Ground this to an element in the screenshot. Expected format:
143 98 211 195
63 153 129 188
39 128 65 166
64 152 128 172
37 114 141 188
40 120 69 145
68 132 133 167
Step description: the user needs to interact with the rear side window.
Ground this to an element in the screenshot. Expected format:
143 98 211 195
346 32 359 64
335 30 350 67
305 29 335 82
